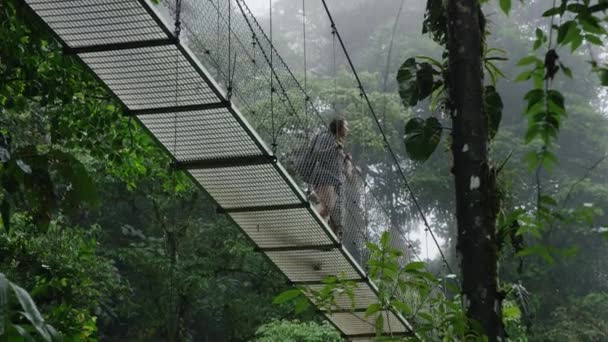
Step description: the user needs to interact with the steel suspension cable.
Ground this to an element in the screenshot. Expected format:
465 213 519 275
320 0 454 275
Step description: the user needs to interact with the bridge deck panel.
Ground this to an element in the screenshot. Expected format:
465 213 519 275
265 249 360 283
138 108 261 162
27 0 167 47
305 283 378 310
79 45 219 110
229 209 332 249
327 311 408 336
189 165 300 209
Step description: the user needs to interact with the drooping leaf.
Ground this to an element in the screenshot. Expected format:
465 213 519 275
45 324 62 342
403 117 442 161
321 276 338 284
499 0 511 15
11 324 34 341
380 231 390 248
547 90 565 111
272 289 301 304
484 85 503 139
524 89 545 111
542 6 562 17
585 34 603 46
392 301 412 316
365 303 382 317
559 62 573 78
515 70 534 82
516 55 541 66
405 261 426 272
10 283 51 342
374 314 384 335
16 160 32 174
579 14 606 35
293 296 310 314
557 21 575 45
563 21 582 47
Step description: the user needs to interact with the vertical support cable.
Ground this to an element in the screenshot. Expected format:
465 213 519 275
302 0 308 119
173 0 182 157
425 228 429 261
251 33 257 64
215 0 220 66
331 24 337 113
227 0 233 99
363 183 369 268
170 0 182 334
270 0 276 152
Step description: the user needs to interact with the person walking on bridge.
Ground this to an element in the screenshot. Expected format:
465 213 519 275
310 117 350 238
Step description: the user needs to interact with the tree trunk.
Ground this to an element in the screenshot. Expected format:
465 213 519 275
446 0 504 340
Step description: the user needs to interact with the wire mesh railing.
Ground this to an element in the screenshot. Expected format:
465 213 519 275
157 0 418 268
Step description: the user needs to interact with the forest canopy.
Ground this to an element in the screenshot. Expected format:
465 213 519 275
1 0 607 341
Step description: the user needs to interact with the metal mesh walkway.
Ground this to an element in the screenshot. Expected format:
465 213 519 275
20 0 415 339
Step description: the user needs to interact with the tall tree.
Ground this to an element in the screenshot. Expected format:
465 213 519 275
446 1 503 339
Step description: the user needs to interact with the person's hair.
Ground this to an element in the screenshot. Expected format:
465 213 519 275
329 117 347 135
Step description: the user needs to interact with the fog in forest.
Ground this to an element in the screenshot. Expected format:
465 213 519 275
2 0 607 340
248 0 607 259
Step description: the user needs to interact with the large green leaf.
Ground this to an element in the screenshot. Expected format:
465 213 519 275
397 58 419 107
499 0 511 15
365 303 382 317
404 261 426 272
557 21 576 45
392 301 412 316
416 62 435 100
11 324 34 342
403 117 443 161
374 314 384 335
293 296 310 314
272 289 301 304
9 283 51 342
524 89 545 111
484 86 503 139
397 58 439 107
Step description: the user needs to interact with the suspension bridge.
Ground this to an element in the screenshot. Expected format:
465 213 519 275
18 0 448 339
